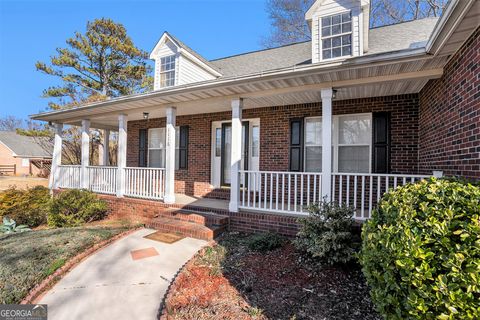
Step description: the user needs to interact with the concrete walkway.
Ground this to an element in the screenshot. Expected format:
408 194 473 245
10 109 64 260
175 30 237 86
39 228 206 320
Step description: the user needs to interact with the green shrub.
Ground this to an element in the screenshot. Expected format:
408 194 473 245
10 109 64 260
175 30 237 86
0 217 31 234
48 189 108 227
0 186 50 227
294 201 358 266
360 178 480 319
247 232 285 252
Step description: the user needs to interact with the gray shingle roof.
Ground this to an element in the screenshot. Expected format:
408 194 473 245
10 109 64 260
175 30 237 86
209 17 439 78
0 131 51 158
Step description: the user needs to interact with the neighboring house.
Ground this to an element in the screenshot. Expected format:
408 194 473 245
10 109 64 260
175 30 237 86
0 131 52 177
31 0 479 238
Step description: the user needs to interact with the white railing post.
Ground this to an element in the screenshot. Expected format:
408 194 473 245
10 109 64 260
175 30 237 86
229 98 243 212
117 114 127 197
49 123 63 190
164 107 176 204
321 88 333 201
80 120 90 189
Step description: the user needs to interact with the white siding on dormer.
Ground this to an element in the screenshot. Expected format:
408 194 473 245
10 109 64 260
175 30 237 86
177 55 216 85
310 0 362 63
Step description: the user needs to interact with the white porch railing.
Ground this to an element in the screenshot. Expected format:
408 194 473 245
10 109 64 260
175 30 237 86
239 170 323 214
124 167 165 200
87 166 117 195
332 173 430 220
57 165 81 189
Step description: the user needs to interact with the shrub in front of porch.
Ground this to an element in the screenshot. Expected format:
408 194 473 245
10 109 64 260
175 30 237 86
0 186 50 227
360 178 480 319
294 201 359 266
48 189 108 227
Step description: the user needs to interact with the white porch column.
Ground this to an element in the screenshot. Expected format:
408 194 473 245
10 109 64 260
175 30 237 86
80 120 90 189
321 88 333 201
164 107 177 204
49 123 63 190
117 115 127 197
99 129 110 166
229 98 243 212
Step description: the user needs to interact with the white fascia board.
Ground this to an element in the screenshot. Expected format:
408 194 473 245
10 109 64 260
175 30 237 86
149 32 178 59
305 0 326 21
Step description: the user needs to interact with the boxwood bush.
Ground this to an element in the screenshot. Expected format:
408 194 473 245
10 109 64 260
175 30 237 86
48 189 108 227
0 186 50 227
295 201 358 266
360 178 480 319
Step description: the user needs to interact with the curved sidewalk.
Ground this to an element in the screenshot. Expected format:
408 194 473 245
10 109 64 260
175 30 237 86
39 228 206 320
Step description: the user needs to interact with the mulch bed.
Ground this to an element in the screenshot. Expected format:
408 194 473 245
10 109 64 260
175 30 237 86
162 232 381 320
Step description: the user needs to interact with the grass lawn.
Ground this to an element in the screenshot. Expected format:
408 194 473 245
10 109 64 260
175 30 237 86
0 226 129 304
163 232 381 320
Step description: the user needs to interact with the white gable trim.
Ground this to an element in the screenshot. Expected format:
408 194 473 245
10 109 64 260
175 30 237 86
306 0 369 21
149 32 179 59
0 139 17 157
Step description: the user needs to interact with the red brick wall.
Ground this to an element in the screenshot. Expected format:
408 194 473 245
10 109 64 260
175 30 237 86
419 27 480 180
127 94 420 197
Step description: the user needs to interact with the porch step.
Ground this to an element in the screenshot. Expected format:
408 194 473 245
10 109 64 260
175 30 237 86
146 216 226 241
154 208 229 227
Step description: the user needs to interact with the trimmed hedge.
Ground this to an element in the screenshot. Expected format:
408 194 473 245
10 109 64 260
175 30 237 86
360 178 480 319
0 186 50 227
48 189 108 227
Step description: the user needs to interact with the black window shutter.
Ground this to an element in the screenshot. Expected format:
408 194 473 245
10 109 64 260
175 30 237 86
178 126 189 169
372 112 390 173
289 118 304 172
138 129 148 167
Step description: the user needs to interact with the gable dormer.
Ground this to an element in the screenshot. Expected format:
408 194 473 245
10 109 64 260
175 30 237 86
306 0 370 63
150 32 222 90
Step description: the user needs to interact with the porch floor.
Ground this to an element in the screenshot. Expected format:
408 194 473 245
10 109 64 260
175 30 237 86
174 194 229 211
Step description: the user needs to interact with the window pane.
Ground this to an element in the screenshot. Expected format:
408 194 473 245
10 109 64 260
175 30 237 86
305 118 321 145
252 126 260 157
148 128 165 148
322 38 331 49
342 12 351 22
332 36 341 47
215 128 221 157
148 149 165 168
332 47 342 58
322 49 332 59
338 115 371 144
322 26 331 37
342 22 351 33
321 16 331 27
342 45 352 56
332 24 341 35
332 14 341 25
338 146 369 173
342 34 351 45
305 147 322 172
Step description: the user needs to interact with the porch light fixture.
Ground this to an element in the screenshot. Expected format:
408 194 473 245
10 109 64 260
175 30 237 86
332 89 338 99
143 112 149 120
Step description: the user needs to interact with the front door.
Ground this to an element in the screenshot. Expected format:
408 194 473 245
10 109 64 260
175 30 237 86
220 122 249 186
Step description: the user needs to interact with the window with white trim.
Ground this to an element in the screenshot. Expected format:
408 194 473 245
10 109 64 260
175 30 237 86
321 12 352 60
147 127 180 169
159 55 175 87
304 114 371 173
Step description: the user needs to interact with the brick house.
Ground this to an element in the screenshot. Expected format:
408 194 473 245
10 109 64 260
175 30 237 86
32 0 479 238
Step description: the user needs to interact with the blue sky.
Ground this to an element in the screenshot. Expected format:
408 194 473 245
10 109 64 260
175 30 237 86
0 0 270 119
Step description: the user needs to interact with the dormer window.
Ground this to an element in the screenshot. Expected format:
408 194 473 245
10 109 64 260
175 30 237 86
160 55 176 87
321 12 352 59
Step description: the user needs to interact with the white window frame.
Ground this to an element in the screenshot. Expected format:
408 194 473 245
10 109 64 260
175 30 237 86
147 127 180 169
319 11 353 61
159 55 176 87
304 113 372 173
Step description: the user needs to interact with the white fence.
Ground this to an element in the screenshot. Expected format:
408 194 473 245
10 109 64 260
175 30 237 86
124 167 165 200
239 170 323 214
239 170 430 219
57 165 81 189
87 166 117 195
331 173 429 219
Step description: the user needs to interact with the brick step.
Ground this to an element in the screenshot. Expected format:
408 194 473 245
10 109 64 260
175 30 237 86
146 216 225 241
154 208 229 227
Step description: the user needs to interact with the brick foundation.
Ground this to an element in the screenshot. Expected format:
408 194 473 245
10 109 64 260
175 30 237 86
418 27 480 180
100 194 300 237
127 94 420 198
